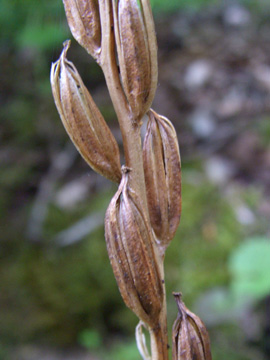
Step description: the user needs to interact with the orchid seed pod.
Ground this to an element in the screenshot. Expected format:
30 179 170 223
62 0 101 60
50 40 121 183
143 109 181 249
172 293 212 360
113 0 158 121
105 168 163 327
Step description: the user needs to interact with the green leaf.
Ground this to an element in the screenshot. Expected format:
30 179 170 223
16 23 68 51
229 237 270 300
78 329 102 350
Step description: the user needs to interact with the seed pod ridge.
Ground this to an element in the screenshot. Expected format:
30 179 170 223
50 41 121 183
63 0 101 59
114 0 157 121
143 109 181 248
105 169 163 326
172 293 212 360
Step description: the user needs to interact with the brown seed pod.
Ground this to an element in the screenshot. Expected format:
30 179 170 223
172 293 212 360
113 0 157 121
50 40 121 183
62 0 101 59
105 168 163 327
143 109 181 249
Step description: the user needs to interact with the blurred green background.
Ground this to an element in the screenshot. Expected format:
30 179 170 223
1 0 270 359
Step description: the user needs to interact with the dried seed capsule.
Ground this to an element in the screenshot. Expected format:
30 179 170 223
105 168 163 327
50 40 121 183
113 0 158 121
143 109 181 249
140 0 158 114
63 0 101 59
172 293 212 360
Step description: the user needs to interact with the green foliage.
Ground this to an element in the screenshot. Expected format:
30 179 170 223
78 329 102 350
17 23 67 52
229 237 270 301
0 344 9 360
150 0 270 13
0 0 67 50
210 323 258 360
257 116 270 147
166 172 242 303
150 0 218 12
105 341 138 360
194 237 270 330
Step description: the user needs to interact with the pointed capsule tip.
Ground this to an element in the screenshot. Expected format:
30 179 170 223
173 292 184 314
121 166 132 174
173 292 182 300
63 39 71 49
61 40 71 60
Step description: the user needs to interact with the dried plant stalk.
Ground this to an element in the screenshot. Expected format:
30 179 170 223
52 1 212 359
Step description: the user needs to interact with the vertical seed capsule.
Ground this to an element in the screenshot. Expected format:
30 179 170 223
63 0 101 59
50 40 122 183
113 0 157 121
143 109 181 249
105 168 163 327
172 293 212 360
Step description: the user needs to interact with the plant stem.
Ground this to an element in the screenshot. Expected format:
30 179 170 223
99 0 148 213
99 2 168 359
149 258 169 360
150 322 168 360
101 33 169 360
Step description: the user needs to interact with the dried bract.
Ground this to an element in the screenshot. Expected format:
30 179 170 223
63 0 101 59
113 0 157 121
143 109 181 248
50 41 121 183
105 169 163 326
172 293 212 360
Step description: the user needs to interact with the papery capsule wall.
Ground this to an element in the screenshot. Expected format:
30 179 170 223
50 41 122 183
105 169 164 327
63 0 101 59
113 0 157 121
172 293 212 360
143 109 181 248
